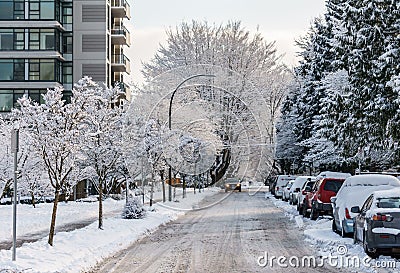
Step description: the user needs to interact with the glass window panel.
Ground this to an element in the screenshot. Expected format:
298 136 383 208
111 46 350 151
0 2 13 20
14 1 24 20
0 61 13 80
41 2 54 19
0 32 13 50
0 92 13 112
14 60 25 80
41 31 55 49
40 61 54 80
29 90 41 103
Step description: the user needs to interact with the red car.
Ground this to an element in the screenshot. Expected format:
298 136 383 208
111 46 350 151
302 173 350 220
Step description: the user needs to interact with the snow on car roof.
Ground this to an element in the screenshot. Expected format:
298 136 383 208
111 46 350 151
343 174 400 187
373 188 400 199
316 171 351 179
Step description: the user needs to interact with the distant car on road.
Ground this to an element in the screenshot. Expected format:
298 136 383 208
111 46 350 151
352 188 400 258
225 178 241 192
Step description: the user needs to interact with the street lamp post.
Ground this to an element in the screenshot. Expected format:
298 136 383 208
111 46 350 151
167 74 215 201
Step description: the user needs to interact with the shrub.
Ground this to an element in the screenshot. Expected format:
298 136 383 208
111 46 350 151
122 197 146 219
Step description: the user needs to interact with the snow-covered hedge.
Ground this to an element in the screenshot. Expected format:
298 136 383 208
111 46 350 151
122 198 146 219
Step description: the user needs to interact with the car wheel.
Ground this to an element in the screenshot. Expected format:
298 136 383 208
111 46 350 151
298 203 303 215
303 204 310 218
363 232 379 259
310 204 319 220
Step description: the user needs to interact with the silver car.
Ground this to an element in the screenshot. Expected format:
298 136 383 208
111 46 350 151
353 189 400 258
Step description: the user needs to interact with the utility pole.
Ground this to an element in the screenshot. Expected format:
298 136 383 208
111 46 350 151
11 129 19 261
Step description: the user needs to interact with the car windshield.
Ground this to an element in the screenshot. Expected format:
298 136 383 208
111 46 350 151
305 181 315 189
323 179 343 193
377 197 400 208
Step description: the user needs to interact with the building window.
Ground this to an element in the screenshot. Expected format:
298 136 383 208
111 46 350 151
0 90 13 112
0 89 47 112
14 29 24 50
0 59 24 80
0 29 13 50
29 0 55 20
62 2 72 25
63 62 72 84
0 1 25 20
29 59 59 81
62 33 72 53
28 29 56 50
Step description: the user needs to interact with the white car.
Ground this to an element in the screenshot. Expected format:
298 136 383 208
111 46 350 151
274 175 297 198
288 176 316 205
282 180 295 201
331 174 400 237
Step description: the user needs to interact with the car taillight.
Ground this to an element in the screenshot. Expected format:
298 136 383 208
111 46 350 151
372 214 393 222
345 208 351 219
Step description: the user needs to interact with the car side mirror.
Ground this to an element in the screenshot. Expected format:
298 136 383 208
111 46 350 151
351 206 360 214
295 188 301 192
330 196 337 203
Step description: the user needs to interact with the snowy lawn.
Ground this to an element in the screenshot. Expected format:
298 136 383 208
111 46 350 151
0 188 219 273
265 192 400 272
0 198 125 242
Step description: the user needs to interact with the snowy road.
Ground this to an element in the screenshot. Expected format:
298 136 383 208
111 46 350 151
91 190 348 273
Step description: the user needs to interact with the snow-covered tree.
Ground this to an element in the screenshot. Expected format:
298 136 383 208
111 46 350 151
15 84 88 246
76 77 128 229
138 21 287 182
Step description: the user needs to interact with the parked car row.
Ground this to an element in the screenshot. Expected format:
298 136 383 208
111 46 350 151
271 172 400 258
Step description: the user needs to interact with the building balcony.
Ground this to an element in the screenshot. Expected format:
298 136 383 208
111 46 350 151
111 26 131 46
111 54 131 74
111 0 131 19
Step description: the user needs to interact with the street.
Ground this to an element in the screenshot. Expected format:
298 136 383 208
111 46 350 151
90 190 346 273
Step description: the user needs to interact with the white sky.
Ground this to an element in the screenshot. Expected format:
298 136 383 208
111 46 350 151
126 0 326 84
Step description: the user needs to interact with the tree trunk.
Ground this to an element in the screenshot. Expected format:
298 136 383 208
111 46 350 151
99 181 103 229
31 192 36 208
182 175 186 199
48 189 60 246
160 171 165 202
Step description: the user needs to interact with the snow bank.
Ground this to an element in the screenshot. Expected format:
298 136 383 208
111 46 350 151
0 188 219 273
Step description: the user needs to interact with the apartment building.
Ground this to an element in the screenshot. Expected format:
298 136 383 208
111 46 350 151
0 0 131 112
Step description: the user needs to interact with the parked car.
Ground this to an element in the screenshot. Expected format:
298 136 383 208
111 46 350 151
301 171 350 219
282 180 295 201
352 188 400 258
274 175 297 199
288 176 316 205
305 172 351 220
297 179 316 214
332 174 400 238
